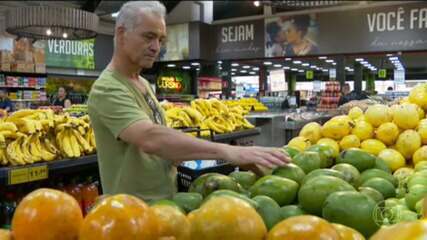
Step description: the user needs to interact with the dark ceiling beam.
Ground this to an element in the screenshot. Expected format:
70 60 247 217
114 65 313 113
82 0 102 12
161 1 181 14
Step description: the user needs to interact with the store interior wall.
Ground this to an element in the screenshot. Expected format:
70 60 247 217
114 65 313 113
167 1 213 25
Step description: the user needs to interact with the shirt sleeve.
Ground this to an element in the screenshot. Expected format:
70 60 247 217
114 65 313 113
89 84 151 139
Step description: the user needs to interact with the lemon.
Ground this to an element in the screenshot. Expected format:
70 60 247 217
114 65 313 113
375 122 400 146
288 136 311 152
378 149 406 172
393 104 420 130
299 122 322 144
351 121 374 141
409 83 427 110
417 122 427 145
389 104 399 116
413 146 427 166
395 130 422 160
348 107 364 120
339 135 361 150
365 104 392 127
360 139 386 156
321 116 354 140
317 138 340 158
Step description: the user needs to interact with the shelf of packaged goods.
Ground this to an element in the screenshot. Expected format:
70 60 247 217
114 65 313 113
0 85 45 89
0 154 98 185
0 71 47 78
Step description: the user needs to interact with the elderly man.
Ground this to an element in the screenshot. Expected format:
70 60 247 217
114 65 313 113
88 1 289 201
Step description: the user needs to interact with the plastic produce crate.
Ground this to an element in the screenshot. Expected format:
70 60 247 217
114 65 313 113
177 161 236 192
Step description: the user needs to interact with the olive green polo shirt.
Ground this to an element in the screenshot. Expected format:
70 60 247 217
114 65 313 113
88 69 177 201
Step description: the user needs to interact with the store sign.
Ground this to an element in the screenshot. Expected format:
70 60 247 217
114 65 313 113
157 76 184 91
156 70 191 94
317 2 427 54
269 69 287 92
306 70 314 80
214 20 264 59
45 39 95 69
394 69 406 84
378 69 387 78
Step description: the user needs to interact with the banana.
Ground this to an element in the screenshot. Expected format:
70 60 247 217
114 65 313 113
29 134 43 162
44 138 59 156
7 138 26 165
72 129 93 154
89 128 96 149
6 118 36 134
242 118 255 129
182 107 204 125
61 130 75 158
0 148 7 165
68 130 81 158
21 135 36 164
39 141 57 161
77 125 86 135
6 109 35 121
205 118 224 134
0 122 17 132
178 111 193 127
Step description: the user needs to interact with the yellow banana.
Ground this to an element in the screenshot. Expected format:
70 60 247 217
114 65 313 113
44 138 59 155
55 123 72 132
89 128 96 150
68 130 81 158
178 111 193 127
205 118 224 134
182 107 204 125
39 141 57 161
7 138 26 165
72 129 93 154
29 134 43 162
6 109 35 121
242 118 255 129
21 135 36 164
0 122 17 132
61 130 75 158
0 148 7 165
6 118 36 134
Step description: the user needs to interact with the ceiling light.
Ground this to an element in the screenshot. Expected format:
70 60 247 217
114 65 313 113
298 70 304 72
322 69 328 72
219 66 223 70
217 60 222 64
167 64 176 68
231 68 237 72
231 72 236 75
6 6 99 40
231 63 239 67
302 63 309 66
46 28 52 36
240 70 247 73
293 60 302 64
264 61 273 65
325 59 334 63
273 64 282 67
332 62 337 65
283 66 290 70
191 62 200 66
254 1 260 7
355 58 364 62
386 54 393 57
243 65 251 69
310 65 317 69
389 56 399 61
112 11 119 18
319 56 327 59
291 68 298 71
249 71 256 74
62 32 68 39
182 66 191 69
285 58 292 61
196 68 200 71
253 67 260 71
361 61 368 64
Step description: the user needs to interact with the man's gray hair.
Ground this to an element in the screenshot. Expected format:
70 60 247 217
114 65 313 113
115 1 166 31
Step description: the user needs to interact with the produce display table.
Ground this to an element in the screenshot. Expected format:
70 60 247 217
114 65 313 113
246 112 286 147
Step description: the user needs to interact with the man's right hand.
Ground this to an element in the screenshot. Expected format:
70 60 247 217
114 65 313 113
222 145 290 169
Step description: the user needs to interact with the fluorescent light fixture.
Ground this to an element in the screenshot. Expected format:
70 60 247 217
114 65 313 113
196 68 200 71
298 70 304 72
325 59 334 63
348 69 354 72
361 61 368 64
263 61 273 65
322 69 328 72
231 63 239 67
182 66 191 69
254 1 260 7
240 70 247 73
319 56 327 59
389 56 399 61
355 58 364 62
217 60 222 64
253 67 260 71
302 63 309 66
310 65 317 69
293 60 302 64
285 58 292 61
231 68 237 72
332 62 337 65
62 32 68 39
249 71 256 74
291 68 298 71
386 54 393 57
219 66 223 70
273 64 282 67
231 72 236 75
283 66 290 70
191 62 200 66
243 65 251 69
111 11 119 18
167 64 176 68
46 28 52 36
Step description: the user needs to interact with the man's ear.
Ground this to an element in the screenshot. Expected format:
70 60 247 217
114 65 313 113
115 26 127 44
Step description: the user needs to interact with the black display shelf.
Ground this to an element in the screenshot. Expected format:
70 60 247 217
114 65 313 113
212 128 261 142
0 71 47 78
0 154 98 185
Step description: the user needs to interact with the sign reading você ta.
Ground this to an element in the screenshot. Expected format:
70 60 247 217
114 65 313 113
45 39 95 69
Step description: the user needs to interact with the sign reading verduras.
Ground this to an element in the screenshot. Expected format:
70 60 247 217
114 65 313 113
213 19 265 59
45 39 95 69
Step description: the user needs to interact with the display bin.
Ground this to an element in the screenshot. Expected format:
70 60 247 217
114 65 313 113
176 161 236 192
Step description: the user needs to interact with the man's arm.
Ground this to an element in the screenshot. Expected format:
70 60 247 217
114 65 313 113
119 120 289 169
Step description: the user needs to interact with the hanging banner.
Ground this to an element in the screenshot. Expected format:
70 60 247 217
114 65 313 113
45 39 95 69
159 23 189 61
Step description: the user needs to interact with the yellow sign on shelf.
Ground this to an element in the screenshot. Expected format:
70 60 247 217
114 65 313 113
8 165 48 185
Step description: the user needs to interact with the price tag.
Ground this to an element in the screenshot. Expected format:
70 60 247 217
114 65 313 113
28 165 48 181
8 165 48 185
8 168 29 185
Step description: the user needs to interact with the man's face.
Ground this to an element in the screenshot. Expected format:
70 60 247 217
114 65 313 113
58 88 66 98
118 11 166 69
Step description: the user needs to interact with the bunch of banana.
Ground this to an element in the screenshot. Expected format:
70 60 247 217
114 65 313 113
165 107 204 128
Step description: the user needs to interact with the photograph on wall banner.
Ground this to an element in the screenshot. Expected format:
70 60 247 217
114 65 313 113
159 23 189 61
265 14 319 57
